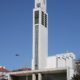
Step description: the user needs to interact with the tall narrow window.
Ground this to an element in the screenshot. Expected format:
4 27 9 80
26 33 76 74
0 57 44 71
41 11 44 26
35 25 39 70
35 11 39 24
45 14 47 27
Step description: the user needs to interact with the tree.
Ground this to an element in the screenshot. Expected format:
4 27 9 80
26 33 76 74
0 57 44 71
72 60 80 80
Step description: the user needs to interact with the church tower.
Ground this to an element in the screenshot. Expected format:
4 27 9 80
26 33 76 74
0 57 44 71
32 0 48 70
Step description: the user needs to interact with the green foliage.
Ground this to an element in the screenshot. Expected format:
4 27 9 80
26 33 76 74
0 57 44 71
72 74 80 80
72 62 80 80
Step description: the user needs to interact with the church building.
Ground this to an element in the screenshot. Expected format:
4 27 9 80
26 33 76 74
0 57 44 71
9 0 77 80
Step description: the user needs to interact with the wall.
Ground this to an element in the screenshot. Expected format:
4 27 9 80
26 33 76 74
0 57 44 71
46 56 56 68
46 52 76 80
47 52 76 68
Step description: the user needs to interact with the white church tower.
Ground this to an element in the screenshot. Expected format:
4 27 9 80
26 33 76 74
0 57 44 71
32 0 48 70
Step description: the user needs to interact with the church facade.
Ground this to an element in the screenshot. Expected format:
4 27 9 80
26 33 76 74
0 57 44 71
9 0 77 80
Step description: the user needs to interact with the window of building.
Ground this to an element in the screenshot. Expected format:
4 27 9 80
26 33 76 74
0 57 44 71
41 11 45 26
35 11 39 24
45 14 47 27
35 25 39 70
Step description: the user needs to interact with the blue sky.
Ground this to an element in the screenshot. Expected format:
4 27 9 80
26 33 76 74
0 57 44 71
0 0 80 70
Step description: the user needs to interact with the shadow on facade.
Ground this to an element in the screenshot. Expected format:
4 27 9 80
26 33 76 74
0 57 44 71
10 72 66 80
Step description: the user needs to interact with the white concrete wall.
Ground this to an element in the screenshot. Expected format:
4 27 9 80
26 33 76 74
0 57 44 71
38 23 48 69
46 52 76 80
32 3 48 69
46 56 56 68
47 52 76 69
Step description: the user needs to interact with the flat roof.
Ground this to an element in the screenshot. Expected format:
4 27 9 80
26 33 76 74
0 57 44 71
9 68 67 76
